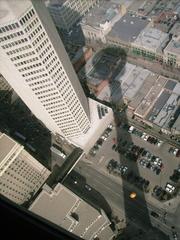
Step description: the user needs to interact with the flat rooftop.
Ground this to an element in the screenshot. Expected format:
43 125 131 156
170 22 180 36
107 13 149 43
0 133 18 164
97 63 152 104
29 183 113 239
133 27 169 52
47 0 66 9
135 76 167 118
153 93 179 128
0 0 32 25
81 0 121 28
164 38 180 55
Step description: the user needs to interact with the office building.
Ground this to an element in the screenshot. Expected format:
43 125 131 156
46 0 100 32
0 0 114 153
0 132 50 204
29 183 114 240
0 0 91 140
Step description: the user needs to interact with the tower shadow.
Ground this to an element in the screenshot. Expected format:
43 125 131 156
57 6 170 239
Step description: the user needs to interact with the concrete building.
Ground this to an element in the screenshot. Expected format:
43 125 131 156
29 183 114 240
131 27 169 61
0 0 91 139
80 0 128 44
164 35 180 68
0 0 113 152
46 0 100 32
0 132 50 204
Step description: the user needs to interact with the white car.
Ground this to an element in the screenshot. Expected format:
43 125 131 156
173 148 179 156
157 140 163 147
128 126 135 133
165 183 176 193
108 124 113 129
143 134 149 141
101 135 107 141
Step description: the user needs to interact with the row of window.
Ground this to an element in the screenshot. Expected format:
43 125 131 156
15 57 39 67
2 38 28 49
10 51 35 61
41 95 61 103
0 31 24 43
29 78 51 86
6 44 32 55
22 68 45 77
20 9 35 26
34 87 56 96
26 73 48 82
32 83 54 91
18 62 42 72
38 91 59 100
0 22 19 34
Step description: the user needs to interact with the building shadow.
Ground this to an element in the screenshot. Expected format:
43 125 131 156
63 170 113 222
57 5 170 239
0 89 52 170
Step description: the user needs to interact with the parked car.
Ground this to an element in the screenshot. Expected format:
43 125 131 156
85 184 92 191
150 211 159 218
128 126 135 133
165 183 176 194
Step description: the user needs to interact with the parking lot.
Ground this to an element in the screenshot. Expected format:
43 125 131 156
87 122 180 196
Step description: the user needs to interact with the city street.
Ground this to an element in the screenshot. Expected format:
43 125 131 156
64 162 174 239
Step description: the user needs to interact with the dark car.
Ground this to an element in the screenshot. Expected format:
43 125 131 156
156 168 161 175
150 211 159 218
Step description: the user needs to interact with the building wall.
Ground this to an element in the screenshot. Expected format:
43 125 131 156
0 134 50 204
48 0 100 31
0 0 90 139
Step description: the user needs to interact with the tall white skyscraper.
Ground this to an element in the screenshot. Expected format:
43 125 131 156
0 0 90 139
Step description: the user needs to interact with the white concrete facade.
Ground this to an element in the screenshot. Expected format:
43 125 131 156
0 0 90 139
0 133 50 204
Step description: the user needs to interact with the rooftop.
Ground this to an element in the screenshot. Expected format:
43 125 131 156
107 12 149 43
29 183 114 240
133 27 169 52
81 0 121 28
164 37 180 55
0 133 18 164
135 76 167 118
0 0 32 25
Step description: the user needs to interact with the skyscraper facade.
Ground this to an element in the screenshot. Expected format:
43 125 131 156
0 132 50 204
0 0 90 139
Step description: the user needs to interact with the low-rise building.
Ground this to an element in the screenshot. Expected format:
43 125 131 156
29 183 114 240
81 0 131 44
164 36 180 68
0 133 50 204
106 12 149 50
46 0 100 32
131 27 169 62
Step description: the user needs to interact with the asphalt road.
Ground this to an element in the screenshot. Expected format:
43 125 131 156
63 161 179 239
